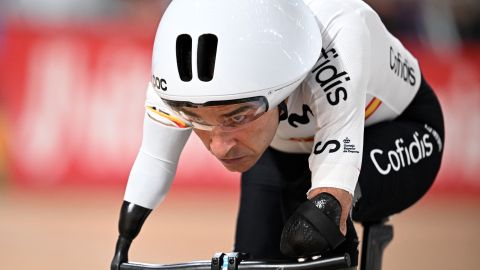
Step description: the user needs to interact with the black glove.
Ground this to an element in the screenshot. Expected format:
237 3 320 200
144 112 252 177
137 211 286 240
111 201 152 270
280 193 345 258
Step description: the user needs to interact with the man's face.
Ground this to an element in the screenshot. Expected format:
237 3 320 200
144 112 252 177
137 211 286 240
190 105 279 172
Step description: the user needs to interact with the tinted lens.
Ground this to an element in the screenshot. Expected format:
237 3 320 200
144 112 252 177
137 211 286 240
163 96 269 131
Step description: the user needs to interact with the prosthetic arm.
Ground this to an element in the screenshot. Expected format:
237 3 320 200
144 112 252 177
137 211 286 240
280 192 359 265
280 193 345 257
111 109 191 270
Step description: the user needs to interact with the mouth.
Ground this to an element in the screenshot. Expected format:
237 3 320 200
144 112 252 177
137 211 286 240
219 156 246 165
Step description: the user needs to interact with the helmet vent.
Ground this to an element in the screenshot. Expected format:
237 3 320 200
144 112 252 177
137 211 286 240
197 34 218 82
176 34 193 82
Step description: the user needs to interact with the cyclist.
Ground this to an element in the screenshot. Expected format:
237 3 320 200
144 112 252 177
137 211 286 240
112 0 445 268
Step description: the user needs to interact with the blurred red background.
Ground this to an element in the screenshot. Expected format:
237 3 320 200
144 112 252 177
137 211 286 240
0 20 240 190
0 0 479 195
1 21 479 194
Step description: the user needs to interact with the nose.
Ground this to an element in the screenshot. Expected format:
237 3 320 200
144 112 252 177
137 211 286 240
209 127 236 158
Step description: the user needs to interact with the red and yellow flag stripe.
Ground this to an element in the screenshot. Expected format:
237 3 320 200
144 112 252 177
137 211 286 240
146 106 189 128
365 97 382 120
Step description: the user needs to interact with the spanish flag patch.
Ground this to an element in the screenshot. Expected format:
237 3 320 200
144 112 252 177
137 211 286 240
365 97 382 120
146 106 189 128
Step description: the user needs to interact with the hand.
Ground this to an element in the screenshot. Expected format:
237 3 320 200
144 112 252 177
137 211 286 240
307 187 352 235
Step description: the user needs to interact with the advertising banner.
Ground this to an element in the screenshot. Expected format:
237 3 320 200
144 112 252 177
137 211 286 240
1 23 479 193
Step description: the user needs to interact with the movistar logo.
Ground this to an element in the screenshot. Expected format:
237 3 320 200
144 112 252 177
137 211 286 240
288 104 313 128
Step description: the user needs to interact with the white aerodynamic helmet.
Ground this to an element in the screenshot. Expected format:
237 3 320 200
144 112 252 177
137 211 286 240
151 0 322 120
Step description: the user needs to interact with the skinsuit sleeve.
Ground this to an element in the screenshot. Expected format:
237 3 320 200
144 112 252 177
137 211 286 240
306 7 372 195
123 83 192 209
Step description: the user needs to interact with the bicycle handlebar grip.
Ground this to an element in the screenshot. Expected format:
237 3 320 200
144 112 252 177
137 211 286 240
111 201 152 270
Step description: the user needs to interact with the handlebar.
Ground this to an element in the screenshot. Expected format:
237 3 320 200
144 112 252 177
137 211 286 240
113 201 392 270
120 254 351 270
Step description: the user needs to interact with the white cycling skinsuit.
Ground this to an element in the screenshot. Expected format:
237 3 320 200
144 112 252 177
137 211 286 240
124 0 422 210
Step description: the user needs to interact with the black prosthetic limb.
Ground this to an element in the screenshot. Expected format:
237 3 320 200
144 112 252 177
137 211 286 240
111 201 152 270
280 193 347 258
323 216 359 267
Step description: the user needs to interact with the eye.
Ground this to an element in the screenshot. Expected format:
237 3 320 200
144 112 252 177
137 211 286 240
231 114 247 123
222 114 253 128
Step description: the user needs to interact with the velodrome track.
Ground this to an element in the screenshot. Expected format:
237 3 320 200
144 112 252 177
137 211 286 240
0 186 479 270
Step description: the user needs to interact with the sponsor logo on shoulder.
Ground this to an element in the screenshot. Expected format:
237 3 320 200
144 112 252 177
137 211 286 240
389 46 416 86
314 137 358 155
311 48 350 106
